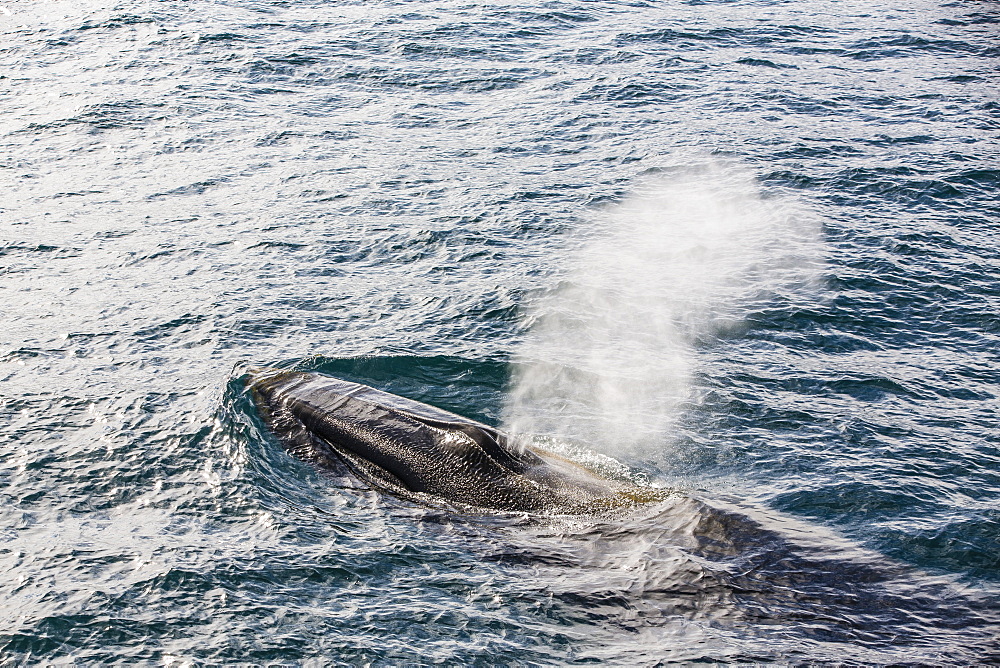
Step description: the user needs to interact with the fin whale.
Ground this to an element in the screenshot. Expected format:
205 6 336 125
250 371 662 513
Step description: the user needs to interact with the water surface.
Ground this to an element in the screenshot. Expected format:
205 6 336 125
2 0 999 662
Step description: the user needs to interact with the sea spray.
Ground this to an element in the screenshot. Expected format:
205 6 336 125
503 161 822 460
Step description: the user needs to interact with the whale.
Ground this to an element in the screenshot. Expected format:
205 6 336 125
250 370 664 514
245 370 1000 657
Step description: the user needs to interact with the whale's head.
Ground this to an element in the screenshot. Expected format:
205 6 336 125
250 371 658 513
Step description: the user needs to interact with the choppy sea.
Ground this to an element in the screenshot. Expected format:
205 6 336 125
2 0 999 663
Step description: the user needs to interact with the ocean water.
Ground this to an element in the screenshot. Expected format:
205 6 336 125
2 0 999 662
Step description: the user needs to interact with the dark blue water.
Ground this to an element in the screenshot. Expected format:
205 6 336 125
2 0 999 662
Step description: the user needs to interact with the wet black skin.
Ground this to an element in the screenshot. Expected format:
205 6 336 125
250 371 661 513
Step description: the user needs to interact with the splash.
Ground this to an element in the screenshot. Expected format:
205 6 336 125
503 161 821 459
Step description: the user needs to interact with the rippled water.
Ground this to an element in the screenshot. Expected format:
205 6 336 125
2 0 999 662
